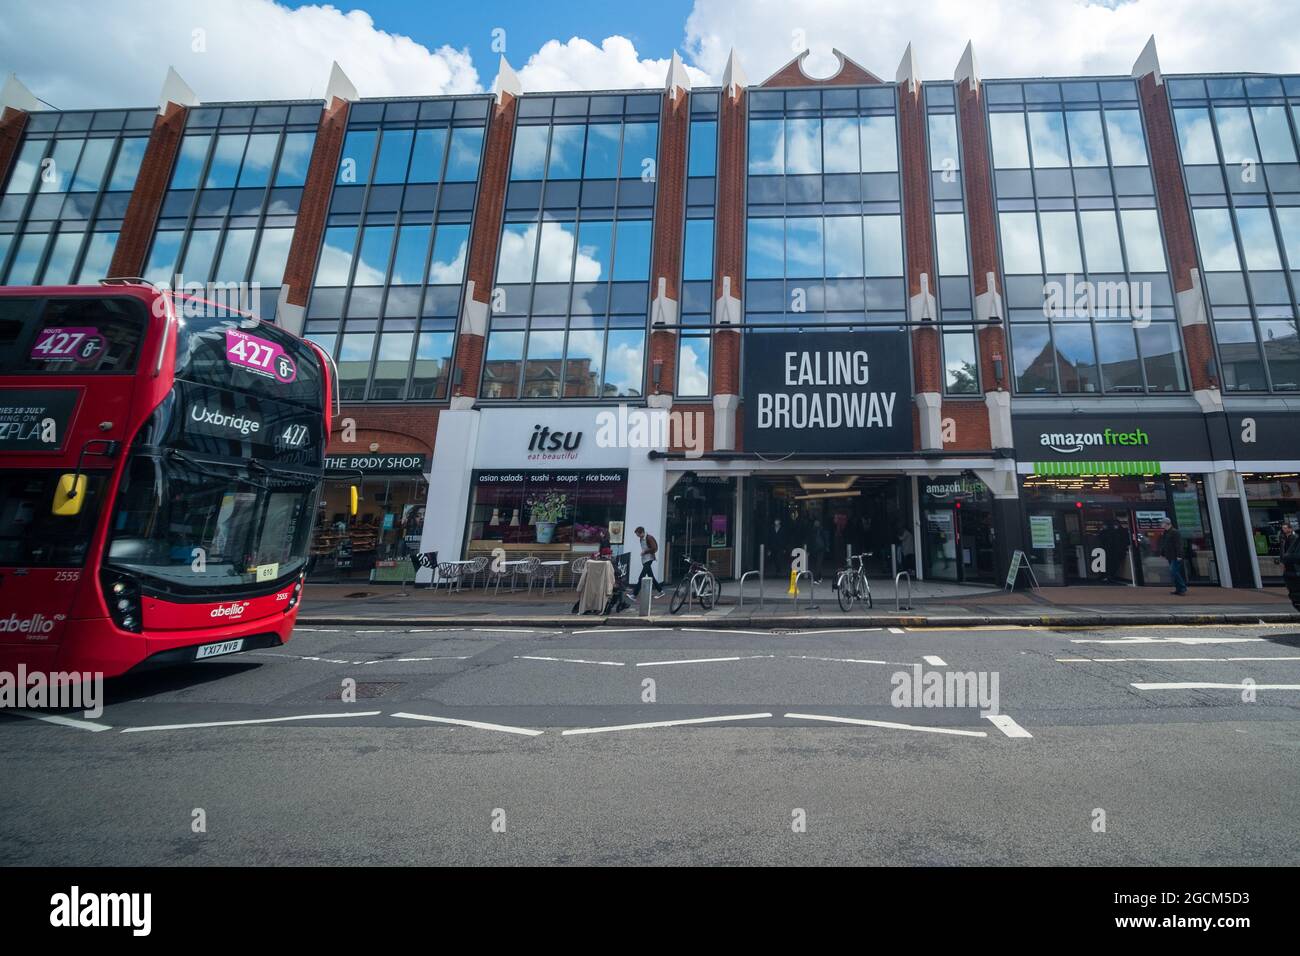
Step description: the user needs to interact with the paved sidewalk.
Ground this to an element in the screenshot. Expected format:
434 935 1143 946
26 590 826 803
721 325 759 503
297 580 1300 628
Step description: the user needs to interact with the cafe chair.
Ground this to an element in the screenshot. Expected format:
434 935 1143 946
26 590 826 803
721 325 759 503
466 555 488 589
569 556 588 589
518 556 542 593
435 561 465 594
533 559 560 597
486 558 511 595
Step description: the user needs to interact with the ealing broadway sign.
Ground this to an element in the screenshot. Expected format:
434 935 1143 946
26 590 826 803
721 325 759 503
742 331 911 455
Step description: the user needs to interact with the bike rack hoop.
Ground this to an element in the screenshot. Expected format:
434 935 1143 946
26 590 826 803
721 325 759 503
894 571 912 612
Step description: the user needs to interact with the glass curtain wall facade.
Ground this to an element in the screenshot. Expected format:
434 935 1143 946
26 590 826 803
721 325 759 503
484 92 660 400
142 102 321 317
1170 75 1300 391
677 91 719 398
304 96 490 401
923 83 980 394
1 108 153 286
985 78 1189 395
745 85 907 329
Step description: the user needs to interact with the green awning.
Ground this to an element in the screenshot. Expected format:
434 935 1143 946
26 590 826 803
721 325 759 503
1032 460 1162 476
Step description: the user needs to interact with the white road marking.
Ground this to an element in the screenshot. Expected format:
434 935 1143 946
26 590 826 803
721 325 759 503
984 714 1033 738
516 655 625 666
1071 636 1266 645
675 628 782 636
472 627 538 634
356 629 390 634
1132 682 1300 691
391 712 544 736
888 627 906 634
785 712 987 738
9 711 112 732
635 655 775 667
789 628 882 635
922 655 947 666
121 712 382 733
562 713 773 735
577 628 657 634
788 654 892 665
293 627 339 633
1058 655 1300 663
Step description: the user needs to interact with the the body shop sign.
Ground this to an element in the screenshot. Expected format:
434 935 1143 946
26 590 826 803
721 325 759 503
225 329 297 384
742 331 911 455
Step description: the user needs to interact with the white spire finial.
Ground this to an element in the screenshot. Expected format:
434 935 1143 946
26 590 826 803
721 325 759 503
896 42 920 93
1132 35 1162 86
157 67 199 115
666 50 691 100
1 74 41 113
495 56 522 104
954 41 979 90
324 61 358 104
722 49 748 99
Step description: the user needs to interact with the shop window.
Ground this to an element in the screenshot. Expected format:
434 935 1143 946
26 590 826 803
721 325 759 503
467 471 629 555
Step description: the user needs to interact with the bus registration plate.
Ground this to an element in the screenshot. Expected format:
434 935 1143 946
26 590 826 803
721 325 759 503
196 639 245 660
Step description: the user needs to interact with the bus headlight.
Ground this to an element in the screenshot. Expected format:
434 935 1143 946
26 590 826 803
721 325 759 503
101 571 142 633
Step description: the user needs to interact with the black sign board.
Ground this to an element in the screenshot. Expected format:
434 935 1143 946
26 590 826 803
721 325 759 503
174 383 322 467
1011 412 1212 462
473 469 626 486
742 331 912 455
1223 411 1300 462
325 453 430 474
0 388 80 452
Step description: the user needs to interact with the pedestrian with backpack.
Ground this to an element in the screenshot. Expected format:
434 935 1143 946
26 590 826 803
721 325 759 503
632 526 665 598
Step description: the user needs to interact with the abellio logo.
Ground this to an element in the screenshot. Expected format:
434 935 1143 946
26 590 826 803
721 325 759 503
1039 427 1149 455
0 612 65 635
209 602 250 619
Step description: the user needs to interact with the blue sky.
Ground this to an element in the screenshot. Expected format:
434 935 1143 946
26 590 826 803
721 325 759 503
1 1 1296 110
328 0 696 68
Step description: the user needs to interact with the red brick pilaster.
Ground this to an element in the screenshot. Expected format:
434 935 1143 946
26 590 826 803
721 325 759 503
649 85 688 400
897 77 943 400
107 102 188 278
710 80 745 401
451 90 518 401
955 74 1009 394
281 97 347 307
0 107 29 193
1136 68 1216 392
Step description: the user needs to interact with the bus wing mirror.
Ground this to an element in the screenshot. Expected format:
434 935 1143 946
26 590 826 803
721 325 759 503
52 474 87 516
349 485 359 516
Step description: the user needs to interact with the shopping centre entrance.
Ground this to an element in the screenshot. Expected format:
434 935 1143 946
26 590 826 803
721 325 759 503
742 475 912 580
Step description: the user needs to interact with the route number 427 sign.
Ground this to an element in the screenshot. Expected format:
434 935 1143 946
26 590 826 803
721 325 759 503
225 329 297 384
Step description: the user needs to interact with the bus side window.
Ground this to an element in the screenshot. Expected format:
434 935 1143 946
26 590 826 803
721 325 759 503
52 474 87 516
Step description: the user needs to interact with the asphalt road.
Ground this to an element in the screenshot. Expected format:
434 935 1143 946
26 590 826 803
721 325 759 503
3 622 1299 866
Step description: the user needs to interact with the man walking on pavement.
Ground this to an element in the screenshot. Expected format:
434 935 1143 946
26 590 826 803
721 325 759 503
1160 517 1187 596
632 526 664 598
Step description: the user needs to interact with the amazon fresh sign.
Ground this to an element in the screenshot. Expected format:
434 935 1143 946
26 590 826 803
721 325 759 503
1039 427 1149 454
1012 413 1212 465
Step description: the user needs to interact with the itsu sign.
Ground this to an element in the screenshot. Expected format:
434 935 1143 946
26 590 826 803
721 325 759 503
743 331 911 454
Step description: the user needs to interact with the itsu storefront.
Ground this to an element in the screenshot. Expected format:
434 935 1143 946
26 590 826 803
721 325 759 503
417 406 666 584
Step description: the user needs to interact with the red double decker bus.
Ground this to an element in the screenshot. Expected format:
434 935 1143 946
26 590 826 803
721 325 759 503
0 282 334 677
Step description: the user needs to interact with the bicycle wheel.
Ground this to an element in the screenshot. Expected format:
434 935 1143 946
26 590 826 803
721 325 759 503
861 574 873 610
669 577 689 614
836 571 854 612
698 573 717 610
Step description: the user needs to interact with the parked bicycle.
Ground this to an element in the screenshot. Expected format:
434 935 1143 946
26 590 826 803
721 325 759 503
834 553 873 612
670 555 719 613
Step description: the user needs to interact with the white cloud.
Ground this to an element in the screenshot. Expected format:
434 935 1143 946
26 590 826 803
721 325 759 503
514 36 709 93
683 0 1300 86
0 0 479 109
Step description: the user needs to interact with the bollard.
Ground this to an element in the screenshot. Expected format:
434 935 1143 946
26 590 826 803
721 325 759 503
639 585 652 616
